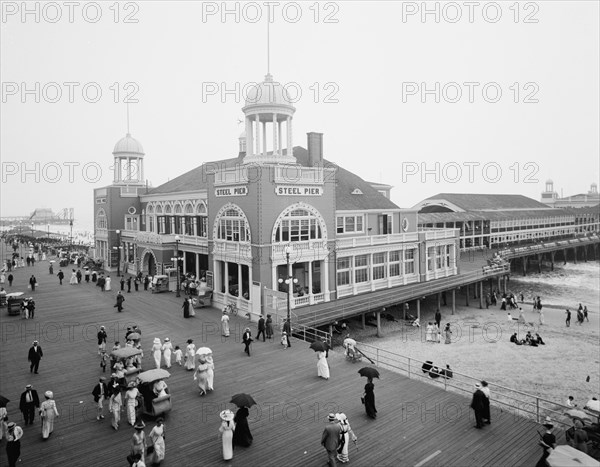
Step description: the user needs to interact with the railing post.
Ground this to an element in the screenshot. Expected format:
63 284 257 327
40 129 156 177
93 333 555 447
536 398 540 423
444 373 447 391
376 348 379 366
408 358 410 378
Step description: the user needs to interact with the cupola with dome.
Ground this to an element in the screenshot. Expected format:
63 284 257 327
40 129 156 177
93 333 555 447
112 133 145 185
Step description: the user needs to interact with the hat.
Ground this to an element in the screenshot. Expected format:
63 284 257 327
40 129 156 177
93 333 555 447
127 381 137 388
25 384 32 389
475 383 481 389
187 339 193 344
7 422 16 429
44 391 53 399
99 377 106 381
220 409 234 422
153 338 161 344
100 326 105 329
33 340 38 344
543 416 554 428
336 413 347 422
134 421 145 430
164 338 170 342
328 413 336 421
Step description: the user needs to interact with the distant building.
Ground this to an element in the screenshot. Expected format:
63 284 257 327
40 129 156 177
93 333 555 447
541 180 600 209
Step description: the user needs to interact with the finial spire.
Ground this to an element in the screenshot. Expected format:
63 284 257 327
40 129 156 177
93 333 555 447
126 102 130 135
267 9 270 74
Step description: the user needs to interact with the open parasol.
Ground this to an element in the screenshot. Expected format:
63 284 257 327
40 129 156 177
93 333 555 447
309 341 327 352
343 337 357 347
127 332 141 341
547 445 598 467
110 347 142 359
358 367 380 379
564 409 593 423
49 260 56 263
230 393 256 408
196 347 212 356
136 369 171 384
0 395 9 407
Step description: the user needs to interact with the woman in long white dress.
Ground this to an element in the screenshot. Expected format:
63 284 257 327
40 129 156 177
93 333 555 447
162 338 173 369
206 355 215 391
153 380 168 398
39 391 59 439
69 270 78 285
336 413 357 463
184 339 196 371
124 382 139 426
221 312 230 337
194 358 209 396
108 380 122 430
316 351 330 380
425 323 434 342
105 276 111 291
151 338 162 369
148 418 166 465
218 410 235 461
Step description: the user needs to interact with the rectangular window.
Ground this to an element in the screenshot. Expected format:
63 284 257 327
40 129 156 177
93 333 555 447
345 217 355 233
336 256 351 286
354 254 369 283
158 216 166 234
337 215 364 234
404 249 415 274
389 250 401 277
427 246 434 271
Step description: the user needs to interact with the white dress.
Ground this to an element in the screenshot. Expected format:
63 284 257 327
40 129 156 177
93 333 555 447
151 343 162 369
69 272 78 284
162 342 173 368
206 356 215 390
221 315 230 337
105 277 111 291
317 351 330 379
184 343 196 370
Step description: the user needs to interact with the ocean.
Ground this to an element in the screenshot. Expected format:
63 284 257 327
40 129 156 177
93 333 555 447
508 261 600 311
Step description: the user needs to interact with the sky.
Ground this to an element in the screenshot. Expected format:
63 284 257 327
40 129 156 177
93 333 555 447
1 1 599 230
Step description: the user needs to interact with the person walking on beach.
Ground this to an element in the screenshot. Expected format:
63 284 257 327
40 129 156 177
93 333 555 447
40 390 59 439
363 378 377 419
97 326 107 354
7 273 13 287
115 291 125 312
92 377 108 421
265 314 274 339
336 413 357 464
321 413 341 467
120 276 125 291
5 422 23 467
242 328 253 356
29 275 37 291
219 410 235 461
127 276 132 293
584 306 589 322
565 309 572 327
162 338 173 368
221 311 230 337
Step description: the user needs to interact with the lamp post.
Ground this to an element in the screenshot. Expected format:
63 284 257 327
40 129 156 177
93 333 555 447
115 230 121 276
69 219 73 247
47 223 50 239
31 222 34 236
278 244 298 334
174 235 181 297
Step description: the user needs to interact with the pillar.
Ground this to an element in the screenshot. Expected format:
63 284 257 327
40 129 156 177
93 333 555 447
272 113 278 156
195 253 200 279
537 254 542 273
376 311 382 338
238 263 242 297
255 115 261 155
361 313 365 330
497 276 501 292
262 121 267 156
503 275 508 294
451 290 455 315
246 117 253 156
573 247 577 264
523 256 527 276
224 261 229 294
416 299 421 321
286 116 293 157
465 284 469 306
308 260 313 295
437 293 441 312
278 120 283 155
323 256 330 298
479 281 484 309
563 248 567 265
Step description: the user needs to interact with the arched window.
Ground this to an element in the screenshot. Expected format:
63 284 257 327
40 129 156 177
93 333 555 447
165 205 172 214
96 209 107 230
184 204 194 214
273 205 326 243
155 205 163 215
174 204 183 214
147 205 154 214
215 205 250 242
196 202 207 215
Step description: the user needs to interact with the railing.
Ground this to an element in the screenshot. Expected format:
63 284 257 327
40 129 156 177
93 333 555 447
355 341 579 428
422 228 460 241
273 165 323 185
293 323 331 345
271 240 328 260
336 233 419 249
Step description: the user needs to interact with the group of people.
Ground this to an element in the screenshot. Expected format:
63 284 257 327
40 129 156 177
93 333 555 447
510 331 545 346
424 322 452 344
321 412 359 466
565 303 590 327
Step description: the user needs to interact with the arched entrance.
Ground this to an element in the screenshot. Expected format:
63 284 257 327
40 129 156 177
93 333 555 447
141 249 157 276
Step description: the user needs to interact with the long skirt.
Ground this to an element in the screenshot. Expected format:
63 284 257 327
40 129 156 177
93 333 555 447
41 411 56 439
184 354 195 371
126 401 136 425
151 436 166 463
197 372 209 394
163 349 172 368
110 400 121 429
338 432 350 462
153 350 161 369
206 367 214 391
317 357 330 379
222 427 234 460
222 320 230 337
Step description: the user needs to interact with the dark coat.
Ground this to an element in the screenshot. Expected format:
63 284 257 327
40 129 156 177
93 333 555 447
28 345 43 363
116 294 125 305
321 421 342 451
257 317 265 331
232 407 253 447
97 330 107 345
19 389 40 411
92 383 109 402
57 271 64 280
470 389 486 412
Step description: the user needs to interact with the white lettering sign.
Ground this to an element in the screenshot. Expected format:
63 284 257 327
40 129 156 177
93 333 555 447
275 185 322 196
215 185 248 197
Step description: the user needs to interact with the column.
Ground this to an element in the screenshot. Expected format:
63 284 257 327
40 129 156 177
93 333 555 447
195 253 200 279
278 120 283 155
323 255 330 300
262 121 267 156
451 290 456 315
286 116 293 157
361 313 365 330
465 284 469 306
503 275 508 294
272 265 277 290
436 293 441 312
255 115 261 156
416 299 421 321
537 254 542 273
127 157 132 181
248 266 253 302
238 263 242 300
224 261 229 295
523 256 527 276
308 260 313 304
139 157 144 183
550 251 555 271
272 114 278 156
479 281 484 309
246 117 253 156
376 311 382 338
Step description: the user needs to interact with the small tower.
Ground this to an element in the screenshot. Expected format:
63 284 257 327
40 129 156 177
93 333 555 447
112 133 145 185
540 179 558 206
589 182 598 195
241 73 296 165
238 130 247 158
545 179 554 193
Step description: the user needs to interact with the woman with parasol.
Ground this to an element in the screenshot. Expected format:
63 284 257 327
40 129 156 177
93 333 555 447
310 340 330 380
193 357 210 396
231 394 255 448
218 410 236 460
358 368 380 420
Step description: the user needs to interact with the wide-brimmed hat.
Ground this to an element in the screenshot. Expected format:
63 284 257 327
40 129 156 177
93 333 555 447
543 416 554 428
328 413 336 421
44 391 53 399
7 422 16 429
220 409 234 421
25 384 32 389
127 381 137 388
99 377 106 382
100 326 105 330
475 383 481 389
164 338 170 342
336 413 347 422
33 340 38 344
153 338 161 344
134 421 145 430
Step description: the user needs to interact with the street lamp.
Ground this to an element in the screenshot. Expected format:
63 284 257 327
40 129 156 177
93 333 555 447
31 223 34 236
278 244 298 336
69 219 73 247
47 223 50 239
174 235 181 297
115 229 121 276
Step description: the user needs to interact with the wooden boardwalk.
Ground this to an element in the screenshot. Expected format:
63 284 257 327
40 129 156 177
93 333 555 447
0 256 553 466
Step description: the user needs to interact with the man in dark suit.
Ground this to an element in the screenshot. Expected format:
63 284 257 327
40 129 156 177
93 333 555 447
92 377 108 421
283 319 292 348
321 413 342 467
470 383 486 429
28 340 43 373
19 384 40 425
256 315 266 342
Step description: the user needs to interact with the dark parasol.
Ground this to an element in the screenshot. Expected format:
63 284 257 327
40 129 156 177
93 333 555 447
358 367 380 379
309 341 327 352
230 393 256 408
0 395 9 407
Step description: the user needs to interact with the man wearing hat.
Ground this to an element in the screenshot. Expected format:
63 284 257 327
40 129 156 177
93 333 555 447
321 413 342 467
5 421 23 467
536 417 556 467
28 340 43 374
92 377 109 421
470 383 486 429
97 326 108 354
19 384 40 425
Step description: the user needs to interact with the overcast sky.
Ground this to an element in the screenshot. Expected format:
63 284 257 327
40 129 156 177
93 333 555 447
1 1 598 229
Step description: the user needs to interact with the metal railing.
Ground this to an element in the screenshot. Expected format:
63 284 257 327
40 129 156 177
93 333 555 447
355 341 582 428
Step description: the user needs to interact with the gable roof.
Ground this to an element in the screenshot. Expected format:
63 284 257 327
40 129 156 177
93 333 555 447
417 193 550 212
147 147 400 211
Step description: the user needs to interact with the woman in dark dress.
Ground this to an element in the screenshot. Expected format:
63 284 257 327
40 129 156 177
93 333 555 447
182 298 190 318
364 378 377 419
232 407 253 447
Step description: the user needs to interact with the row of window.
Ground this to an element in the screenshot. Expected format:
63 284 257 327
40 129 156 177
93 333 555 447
153 215 208 237
336 250 416 286
427 245 452 271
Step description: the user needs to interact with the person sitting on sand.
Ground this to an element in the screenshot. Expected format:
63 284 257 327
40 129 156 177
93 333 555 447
510 333 523 345
535 333 545 345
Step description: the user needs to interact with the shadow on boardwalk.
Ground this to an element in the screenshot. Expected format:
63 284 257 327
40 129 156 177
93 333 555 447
0 257 547 466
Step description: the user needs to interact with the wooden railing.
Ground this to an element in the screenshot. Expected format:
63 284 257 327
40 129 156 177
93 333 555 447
355 341 582 428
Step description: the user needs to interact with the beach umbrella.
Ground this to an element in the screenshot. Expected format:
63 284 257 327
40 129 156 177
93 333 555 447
230 393 256 408
547 445 598 467
358 367 380 379
127 333 141 341
196 347 212 356
0 395 9 407
564 409 593 423
584 399 600 412
110 347 142 359
137 369 171 384
343 337 357 347
309 341 327 352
